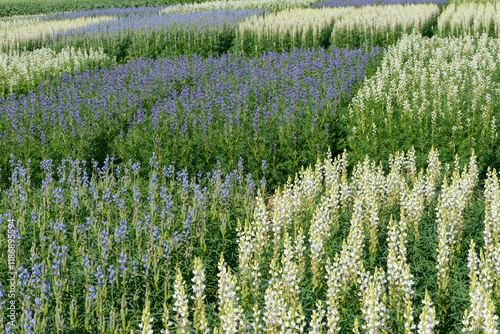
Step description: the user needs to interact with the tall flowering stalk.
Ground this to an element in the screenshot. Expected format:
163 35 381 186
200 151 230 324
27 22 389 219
237 217 255 308
310 183 340 289
366 192 380 265
282 232 306 332
217 254 245 334
238 189 268 307
173 267 190 333
340 197 366 291
263 255 285 332
309 300 326 334
351 157 386 258
263 232 306 333
192 257 208 334
385 150 409 207
386 213 414 330
139 292 154 334
271 186 293 257
357 267 389 334
425 147 442 201
325 256 343 334
417 290 439 334
436 153 478 293
462 241 499 334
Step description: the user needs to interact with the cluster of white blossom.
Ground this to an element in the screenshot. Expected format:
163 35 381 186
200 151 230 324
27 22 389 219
483 169 500 297
357 267 389 333
0 46 113 96
417 290 439 334
387 214 415 332
235 7 355 52
192 257 208 333
438 2 500 37
139 295 155 334
217 254 246 333
173 267 190 333
160 0 315 13
462 241 499 333
436 153 478 292
0 16 114 51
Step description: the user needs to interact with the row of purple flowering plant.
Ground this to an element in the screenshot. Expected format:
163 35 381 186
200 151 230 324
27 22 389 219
0 45 383 192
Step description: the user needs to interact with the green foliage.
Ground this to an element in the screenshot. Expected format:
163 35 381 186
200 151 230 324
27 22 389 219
0 46 382 194
0 0 210 17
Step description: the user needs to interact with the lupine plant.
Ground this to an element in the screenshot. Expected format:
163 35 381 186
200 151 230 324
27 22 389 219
0 15 115 52
0 0 213 17
233 7 356 55
330 4 440 48
462 240 499 334
160 0 316 14
0 46 115 97
438 2 500 38
311 0 446 8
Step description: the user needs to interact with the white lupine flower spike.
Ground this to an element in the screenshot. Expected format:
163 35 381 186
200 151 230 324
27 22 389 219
418 290 439 334
173 267 190 334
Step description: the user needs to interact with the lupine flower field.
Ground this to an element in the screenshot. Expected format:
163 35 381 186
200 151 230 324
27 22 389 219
0 0 499 333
